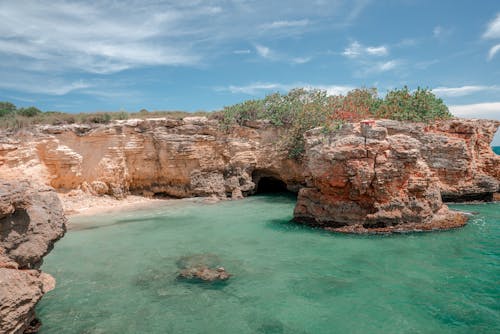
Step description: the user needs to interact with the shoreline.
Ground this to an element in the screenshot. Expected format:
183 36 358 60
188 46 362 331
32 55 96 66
60 193 174 218
60 192 224 218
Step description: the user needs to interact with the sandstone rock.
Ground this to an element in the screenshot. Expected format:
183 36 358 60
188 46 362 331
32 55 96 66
91 180 109 196
0 118 497 230
0 180 67 334
293 120 481 232
0 119 304 200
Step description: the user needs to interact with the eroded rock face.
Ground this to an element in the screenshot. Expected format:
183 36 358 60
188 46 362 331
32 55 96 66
0 118 303 200
0 181 66 334
293 119 499 232
0 117 498 232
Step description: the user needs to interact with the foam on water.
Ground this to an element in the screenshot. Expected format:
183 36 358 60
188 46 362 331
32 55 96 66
38 195 500 333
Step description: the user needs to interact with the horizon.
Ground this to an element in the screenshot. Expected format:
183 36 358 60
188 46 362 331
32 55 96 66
0 1 499 144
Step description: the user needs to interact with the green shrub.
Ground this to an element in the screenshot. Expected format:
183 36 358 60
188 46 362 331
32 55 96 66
0 102 16 117
377 86 451 121
17 106 42 117
219 86 451 159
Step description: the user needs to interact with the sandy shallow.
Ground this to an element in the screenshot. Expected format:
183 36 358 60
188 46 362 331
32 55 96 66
60 192 171 218
59 191 223 218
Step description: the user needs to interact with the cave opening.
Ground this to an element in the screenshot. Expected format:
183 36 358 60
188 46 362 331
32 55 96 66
256 177 288 194
252 170 293 195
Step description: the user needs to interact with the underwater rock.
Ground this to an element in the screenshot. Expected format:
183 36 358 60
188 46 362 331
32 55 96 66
178 266 231 282
176 254 231 282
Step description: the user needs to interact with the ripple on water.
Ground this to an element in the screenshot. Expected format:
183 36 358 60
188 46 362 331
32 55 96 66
37 196 500 334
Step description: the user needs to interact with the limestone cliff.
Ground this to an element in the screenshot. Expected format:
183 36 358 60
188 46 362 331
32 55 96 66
0 181 67 334
293 120 495 232
0 117 498 231
0 117 303 200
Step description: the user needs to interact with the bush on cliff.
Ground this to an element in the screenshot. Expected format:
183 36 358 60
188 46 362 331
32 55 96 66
376 86 450 121
219 87 451 159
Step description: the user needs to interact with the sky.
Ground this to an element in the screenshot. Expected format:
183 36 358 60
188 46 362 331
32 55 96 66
0 0 499 143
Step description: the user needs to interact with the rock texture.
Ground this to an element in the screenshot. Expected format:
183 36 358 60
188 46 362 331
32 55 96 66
0 117 303 201
293 119 499 231
0 117 498 232
0 181 66 334
178 266 231 283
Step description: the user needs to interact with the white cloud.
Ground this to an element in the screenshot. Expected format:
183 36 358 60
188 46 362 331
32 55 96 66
260 19 309 30
342 41 388 58
449 102 500 120
305 85 355 96
0 1 202 74
0 76 90 95
366 46 388 56
233 49 251 54
483 13 500 39
255 44 275 59
222 82 285 95
255 44 311 64
377 60 398 71
433 85 500 97
216 82 354 95
0 0 372 96
291 56 312 64
433 25 453 39
488 44 500 60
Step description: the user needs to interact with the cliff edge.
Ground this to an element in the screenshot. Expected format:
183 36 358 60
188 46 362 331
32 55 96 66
0 117 498 233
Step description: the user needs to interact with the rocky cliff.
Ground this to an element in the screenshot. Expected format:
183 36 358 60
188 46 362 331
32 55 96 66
0 117 498 232
293 120 496 232
0 181 67 334
0 117 303 201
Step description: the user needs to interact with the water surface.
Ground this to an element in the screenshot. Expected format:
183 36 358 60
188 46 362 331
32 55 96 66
38 195 500 333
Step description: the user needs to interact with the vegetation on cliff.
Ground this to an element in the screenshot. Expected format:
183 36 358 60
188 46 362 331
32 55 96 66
0 86 450 158
219 86 451 158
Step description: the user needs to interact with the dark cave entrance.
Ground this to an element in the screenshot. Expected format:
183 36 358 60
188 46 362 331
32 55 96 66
256 177 288 194
252 170 293 195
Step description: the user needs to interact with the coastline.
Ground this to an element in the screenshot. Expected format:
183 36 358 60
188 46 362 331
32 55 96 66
60 192 174 218
60 192 223 219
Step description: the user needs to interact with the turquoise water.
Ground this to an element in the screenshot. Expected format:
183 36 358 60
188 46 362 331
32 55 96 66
493 146 499 155
38 195 500 334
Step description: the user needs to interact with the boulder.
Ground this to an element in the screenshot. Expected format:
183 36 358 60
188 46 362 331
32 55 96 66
0 180 67 334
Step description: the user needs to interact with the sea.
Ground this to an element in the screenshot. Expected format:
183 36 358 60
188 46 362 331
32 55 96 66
37 192 500 333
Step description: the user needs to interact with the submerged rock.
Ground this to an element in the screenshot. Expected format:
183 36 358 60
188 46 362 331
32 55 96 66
178 266 231 282
176 254 231 283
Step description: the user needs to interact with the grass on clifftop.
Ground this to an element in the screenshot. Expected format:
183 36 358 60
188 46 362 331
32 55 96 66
0 86 451 159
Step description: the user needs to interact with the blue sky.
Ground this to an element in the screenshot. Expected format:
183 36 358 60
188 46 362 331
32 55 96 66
0 1 499 142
